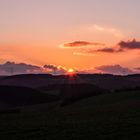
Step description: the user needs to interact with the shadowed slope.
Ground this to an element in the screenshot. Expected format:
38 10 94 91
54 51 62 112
0 86 60 107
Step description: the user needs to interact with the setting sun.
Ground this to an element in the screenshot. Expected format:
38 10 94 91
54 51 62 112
68 69 74 73
67 68 76 75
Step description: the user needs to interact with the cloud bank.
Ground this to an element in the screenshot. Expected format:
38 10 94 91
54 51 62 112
0 62 68 75
95 65 133 75
0 61 41 75
0 61 138 76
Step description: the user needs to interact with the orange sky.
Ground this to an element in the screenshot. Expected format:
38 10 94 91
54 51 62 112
1 0 140 72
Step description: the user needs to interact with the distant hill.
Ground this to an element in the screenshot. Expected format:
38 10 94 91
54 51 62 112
0 74 140 109
0 74 140 90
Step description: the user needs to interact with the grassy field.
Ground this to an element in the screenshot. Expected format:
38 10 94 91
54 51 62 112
0 91 140 140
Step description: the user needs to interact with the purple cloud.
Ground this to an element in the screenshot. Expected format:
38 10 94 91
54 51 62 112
118 39 140 49
62 39 140 55
95 48 123 53
95 65 133 75
0 61 41 75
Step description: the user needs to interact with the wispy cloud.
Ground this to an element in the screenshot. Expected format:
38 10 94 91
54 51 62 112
93 24 105 31
95 48 123 53
73 47 123 56
60 41 105 48
91 24 124 38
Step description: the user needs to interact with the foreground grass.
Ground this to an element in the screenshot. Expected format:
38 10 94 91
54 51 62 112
0 91 140 140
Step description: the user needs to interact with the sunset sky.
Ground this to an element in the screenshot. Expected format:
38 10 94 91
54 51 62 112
1 0 140 73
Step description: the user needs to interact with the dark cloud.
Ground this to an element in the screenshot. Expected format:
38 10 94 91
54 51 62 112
118 39 140 49
44 64 58 71
63 41 105 48
0 61 41 75
77 47 123 55
95 39 140 53
62 39 140 55
95 48 123 53
97 48 115 53
44 64 67 75
95 65 133 75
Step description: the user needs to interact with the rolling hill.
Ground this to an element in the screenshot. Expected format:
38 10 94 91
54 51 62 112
0 90 139 139
0 74 139 139
0 74 140 90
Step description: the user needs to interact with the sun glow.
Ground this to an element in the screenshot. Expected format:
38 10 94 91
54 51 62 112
67 68 75 75
68 68 74 72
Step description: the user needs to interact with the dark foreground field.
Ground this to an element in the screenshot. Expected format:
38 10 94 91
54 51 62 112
0 90 140 140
